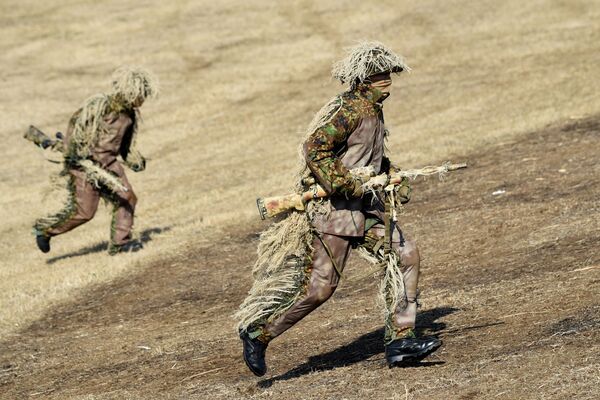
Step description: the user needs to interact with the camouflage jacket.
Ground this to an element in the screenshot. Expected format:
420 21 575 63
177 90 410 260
303 83 395 236
303 83 392 197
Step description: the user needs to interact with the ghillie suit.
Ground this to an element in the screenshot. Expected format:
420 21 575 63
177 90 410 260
33 66 158 254
236 42 418 345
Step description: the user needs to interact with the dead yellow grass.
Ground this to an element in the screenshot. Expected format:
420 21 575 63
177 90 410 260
1 0 600 336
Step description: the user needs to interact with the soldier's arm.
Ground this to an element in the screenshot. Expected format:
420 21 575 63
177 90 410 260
118 110 146 172
119 122 146 172
302 105 363 197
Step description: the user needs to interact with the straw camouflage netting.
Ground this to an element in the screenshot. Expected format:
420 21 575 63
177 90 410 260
332 41 409 89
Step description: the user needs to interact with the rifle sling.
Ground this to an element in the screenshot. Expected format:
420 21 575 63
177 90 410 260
316 233 345 279
373 237 385 255
383 192 392 257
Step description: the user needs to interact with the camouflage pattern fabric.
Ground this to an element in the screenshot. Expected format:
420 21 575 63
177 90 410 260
360 226 413 344
33 174 78 237
34 168 136 250
303 84 384 197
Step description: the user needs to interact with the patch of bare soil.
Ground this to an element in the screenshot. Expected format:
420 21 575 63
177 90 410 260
1 117 599 399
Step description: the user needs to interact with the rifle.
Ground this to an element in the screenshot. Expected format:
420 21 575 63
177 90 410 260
256 162 467 220
23 125 64 152
23 125 129 193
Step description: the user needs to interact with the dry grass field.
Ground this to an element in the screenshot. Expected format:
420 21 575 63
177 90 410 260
0 0 599 399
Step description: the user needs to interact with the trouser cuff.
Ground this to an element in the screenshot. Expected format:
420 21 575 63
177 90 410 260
246 326 272 344
385 327 416 344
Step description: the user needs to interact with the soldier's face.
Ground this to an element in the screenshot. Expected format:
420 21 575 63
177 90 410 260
371 78 393 93
369 72 393 93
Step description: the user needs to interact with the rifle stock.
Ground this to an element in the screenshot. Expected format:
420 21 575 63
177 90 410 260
256 162 467 219
257 187 328 220
24 125 64 152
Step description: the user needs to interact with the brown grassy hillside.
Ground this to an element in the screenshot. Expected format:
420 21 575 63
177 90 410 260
1 115 598 399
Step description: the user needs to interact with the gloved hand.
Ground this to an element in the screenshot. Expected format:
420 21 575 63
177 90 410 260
367 173 390 189
349 178 365 197
395 177 411 204
125 156 146 172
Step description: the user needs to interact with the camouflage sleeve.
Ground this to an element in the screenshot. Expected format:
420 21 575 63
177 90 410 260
119 126 146 172
115 110 145 172
302 104 362 197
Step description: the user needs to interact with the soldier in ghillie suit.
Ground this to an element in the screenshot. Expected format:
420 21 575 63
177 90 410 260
33 66 158 255
235 42 441 376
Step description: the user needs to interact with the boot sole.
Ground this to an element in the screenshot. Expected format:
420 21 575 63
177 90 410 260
387 341 442 368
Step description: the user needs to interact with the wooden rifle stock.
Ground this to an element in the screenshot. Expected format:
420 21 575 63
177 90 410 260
256 162 467 220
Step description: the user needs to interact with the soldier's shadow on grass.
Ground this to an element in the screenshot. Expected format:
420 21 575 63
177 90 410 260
46 226 171 264
258 307 458 388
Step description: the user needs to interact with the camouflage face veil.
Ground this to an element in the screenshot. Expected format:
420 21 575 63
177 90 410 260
110 66 159 106
332 41 410 89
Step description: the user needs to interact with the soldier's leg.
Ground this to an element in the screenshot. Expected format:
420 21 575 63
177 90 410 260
103 168 137 253
261 232 352 340
391 237 420 333
364 222 441 365
240 232 352 376
363 223 420 341
109 190 137 244
34 169 100 239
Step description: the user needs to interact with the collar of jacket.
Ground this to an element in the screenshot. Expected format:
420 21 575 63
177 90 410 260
355 83 388 105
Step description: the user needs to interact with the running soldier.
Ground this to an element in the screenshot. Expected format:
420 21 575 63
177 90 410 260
33 67 158 255
236 42 441 376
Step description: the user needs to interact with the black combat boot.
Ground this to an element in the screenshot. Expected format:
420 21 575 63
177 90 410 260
240 331 268 376
385 337 442 367
36 234 51 253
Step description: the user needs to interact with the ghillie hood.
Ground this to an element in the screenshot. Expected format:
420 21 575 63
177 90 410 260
332 41 409 89
110 66 159 105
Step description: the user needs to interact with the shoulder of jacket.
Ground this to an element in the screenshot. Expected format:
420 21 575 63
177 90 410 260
339 91 375 118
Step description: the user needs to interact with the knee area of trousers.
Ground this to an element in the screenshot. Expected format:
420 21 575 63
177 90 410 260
308 284 336 305
78 207 97 222
79 213 95 222
400 240 420 266
123 191 137 206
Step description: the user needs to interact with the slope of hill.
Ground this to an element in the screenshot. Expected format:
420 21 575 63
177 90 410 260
1 115 598 399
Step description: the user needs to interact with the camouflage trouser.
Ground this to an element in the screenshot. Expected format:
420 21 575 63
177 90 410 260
255 218 420 344
34 167 137 248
